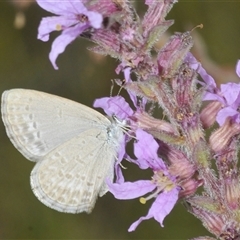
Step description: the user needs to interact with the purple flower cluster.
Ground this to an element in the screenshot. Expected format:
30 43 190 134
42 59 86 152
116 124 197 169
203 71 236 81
94 93 181 231
37 0 119 69
187 53 240 127
37 0 240 239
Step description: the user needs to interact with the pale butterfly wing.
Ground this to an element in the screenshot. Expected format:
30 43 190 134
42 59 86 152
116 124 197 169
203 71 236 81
31 128 116 213
1 89 111 162
1 89 124 213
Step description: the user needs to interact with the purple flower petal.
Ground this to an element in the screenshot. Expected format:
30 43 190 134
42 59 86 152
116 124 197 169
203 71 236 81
220 83 240 107
236 60 240 78
37 16 78 41
134 129 166 170
185 53 217 95
36 0 86 16
49 24 86 69
216 107 239 126
150 188 179 226
128 215 152 232
108 180 155 200
185 52 199 70
86 11 102 29
198 65 216 90
128 187 179 231
37 0 103 69
202 91 224 103
204 61 240 125
93 96 134 120
114 164 125 184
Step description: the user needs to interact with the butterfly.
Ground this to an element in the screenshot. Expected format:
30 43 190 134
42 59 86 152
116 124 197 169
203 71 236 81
1 89 125 213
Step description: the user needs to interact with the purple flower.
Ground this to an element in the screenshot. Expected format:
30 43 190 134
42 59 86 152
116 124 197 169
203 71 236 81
37 0 103 69
203 60 240 126
93 90 179 230
215 81 240 126
129 188 179 232
93 95 134 121
185 53 218 100
93 77 145 122
186 54 240 126
108 129 180 231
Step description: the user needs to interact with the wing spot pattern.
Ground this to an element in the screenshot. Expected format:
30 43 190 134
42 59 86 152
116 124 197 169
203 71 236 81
41 184 50 194
37 131 41 139
25 105 30 111
48 191 56 199
58 169 64 178
65 173 72 179
28 113 33 120
60 157 68 164
57 196 65 203
81 175 86 181
32 121 37 129
31 140 47 153
69 199 78 205
38 171 47 180
87 182 94 187
75 156 84 165
32 184 39 192
54 152 61 157
81 191 92 203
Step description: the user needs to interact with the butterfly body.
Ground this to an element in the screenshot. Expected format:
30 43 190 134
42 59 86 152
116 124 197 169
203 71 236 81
1 89 124 213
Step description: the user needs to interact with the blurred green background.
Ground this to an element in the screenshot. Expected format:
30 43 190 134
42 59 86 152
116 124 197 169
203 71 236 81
1 1 240 239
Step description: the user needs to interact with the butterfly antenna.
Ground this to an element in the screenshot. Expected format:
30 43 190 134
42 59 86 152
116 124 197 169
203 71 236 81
112 149 127 169
119 161 127 169
117 79 126 96
110 79 115 97
113 116 137 141
121 123 137 140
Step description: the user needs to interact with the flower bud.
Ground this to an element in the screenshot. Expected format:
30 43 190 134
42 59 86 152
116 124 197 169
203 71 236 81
168 154 196 180
179 178 203 198
157 31 193 77
133 111 176 134
200 101 222 128
209 118 240 153
224 177 240 210
191 207 225 237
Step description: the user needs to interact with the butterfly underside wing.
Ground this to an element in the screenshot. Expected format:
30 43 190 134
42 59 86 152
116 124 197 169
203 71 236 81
1 89 124 213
